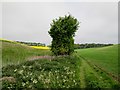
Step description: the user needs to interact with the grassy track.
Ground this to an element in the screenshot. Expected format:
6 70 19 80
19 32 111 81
79 59 86 88
76 45 118 76
77 45 119 88
80 59 119 88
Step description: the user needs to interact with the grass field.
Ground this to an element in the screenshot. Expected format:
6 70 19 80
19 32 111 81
76 45 118 76
1 40 50 66
1 39 119 89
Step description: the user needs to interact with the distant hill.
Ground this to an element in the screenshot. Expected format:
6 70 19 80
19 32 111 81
74 43 113 49
16 41 46 46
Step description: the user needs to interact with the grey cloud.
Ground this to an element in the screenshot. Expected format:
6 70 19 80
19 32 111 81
2 2 118 45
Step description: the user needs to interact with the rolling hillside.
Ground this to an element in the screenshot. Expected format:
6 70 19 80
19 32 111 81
77 45 119 77
1 39 119 89
1 39 50 66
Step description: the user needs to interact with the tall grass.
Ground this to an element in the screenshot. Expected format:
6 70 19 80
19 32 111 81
1 40 51 66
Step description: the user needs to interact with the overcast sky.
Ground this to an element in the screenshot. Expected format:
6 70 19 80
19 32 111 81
2 2 118 45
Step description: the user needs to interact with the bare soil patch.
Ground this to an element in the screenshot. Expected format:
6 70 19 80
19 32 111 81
27 55 55 61
0 76 16 83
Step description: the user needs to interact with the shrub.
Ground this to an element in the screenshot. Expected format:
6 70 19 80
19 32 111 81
48 14 79 55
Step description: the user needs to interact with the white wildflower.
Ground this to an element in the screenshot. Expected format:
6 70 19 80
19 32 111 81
14 69 17 72
29 66 32 69
18 70 23 74
33 79 38 84
28 85 32 88
22 65 26 69
45 79 50 84
22 82 25 87
56 76 59 79
73 80 76 83
30 73 32 76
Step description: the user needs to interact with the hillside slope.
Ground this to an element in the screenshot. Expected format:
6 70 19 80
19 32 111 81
77 45 118 76
1 39 50 66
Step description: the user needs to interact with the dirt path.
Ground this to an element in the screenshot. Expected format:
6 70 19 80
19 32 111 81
27 55 69 61
27 55 55 61
0 76 16 83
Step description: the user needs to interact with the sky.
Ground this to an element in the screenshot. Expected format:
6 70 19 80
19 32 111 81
1 2 118 45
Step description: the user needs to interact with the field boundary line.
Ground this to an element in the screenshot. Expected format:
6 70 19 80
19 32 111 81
79 59 86 88
79 55 120 83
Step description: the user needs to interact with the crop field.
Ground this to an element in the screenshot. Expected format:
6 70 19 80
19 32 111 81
1 39 120 89
30 46 50 50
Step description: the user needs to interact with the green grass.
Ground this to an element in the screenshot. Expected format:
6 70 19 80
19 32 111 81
82 59 118 88
2 53 119 89
1 40 51 66
1 39 119 89
2 55 81 89
76 45 118 76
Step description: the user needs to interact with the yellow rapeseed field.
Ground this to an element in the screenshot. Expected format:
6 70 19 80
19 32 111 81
30 46 50 50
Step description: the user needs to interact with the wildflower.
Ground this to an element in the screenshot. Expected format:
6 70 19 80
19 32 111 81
45 79 50 84
22 82 25 87
39 66 42 69
26 75 29 78
33 79 38 84
26 81 29 84
73 80 76 83
55 71 57 73
18 70 23 74
63 79 66 82
14 69 17 72
38 76 41 80
31 77 33 81
29 66 32 69
28 85 32 88
56 76 59 79
38 74 44 80
23 76 26 79
58 84 61 86
22 65 26 69
30 73 32 76
64 76 67 79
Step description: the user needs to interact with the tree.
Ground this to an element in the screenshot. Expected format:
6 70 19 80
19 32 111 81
48 14 79 55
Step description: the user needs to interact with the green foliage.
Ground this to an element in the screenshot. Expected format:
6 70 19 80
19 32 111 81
48 14 79 55
2 55 81 89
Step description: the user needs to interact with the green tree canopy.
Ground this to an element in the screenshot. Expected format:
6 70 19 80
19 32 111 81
48 14 79 55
